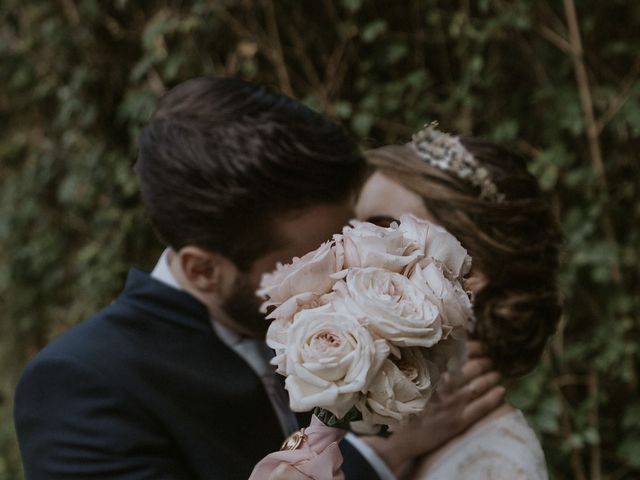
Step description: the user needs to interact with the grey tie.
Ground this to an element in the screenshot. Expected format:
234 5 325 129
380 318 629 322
232 337 300 436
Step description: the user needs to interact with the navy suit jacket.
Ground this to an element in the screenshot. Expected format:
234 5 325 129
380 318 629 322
14 269 380 479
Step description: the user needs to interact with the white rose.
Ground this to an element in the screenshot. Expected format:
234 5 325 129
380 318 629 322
398 213 472 277
337 221 423 273
335 268 442 348
356 348 434 431
266 317 290 375
258 241 342 312
410 261 474 332
284 308 389 419
266 294 333 375
267 292 332 323
395 347 435 394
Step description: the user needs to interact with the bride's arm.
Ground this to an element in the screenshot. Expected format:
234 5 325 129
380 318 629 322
362 341 506 476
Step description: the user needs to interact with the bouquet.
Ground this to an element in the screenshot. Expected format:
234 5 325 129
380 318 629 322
259 213 474 435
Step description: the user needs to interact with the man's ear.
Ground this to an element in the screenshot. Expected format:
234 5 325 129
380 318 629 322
176 246 237 301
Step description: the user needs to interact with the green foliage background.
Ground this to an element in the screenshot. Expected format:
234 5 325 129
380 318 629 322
1 1 638 478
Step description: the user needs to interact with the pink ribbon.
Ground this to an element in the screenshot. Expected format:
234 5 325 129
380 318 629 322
249 416 346 480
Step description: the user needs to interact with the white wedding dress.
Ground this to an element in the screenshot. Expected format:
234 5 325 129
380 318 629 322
413 409 548 480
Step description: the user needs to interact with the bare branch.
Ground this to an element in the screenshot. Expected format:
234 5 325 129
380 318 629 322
264 0 293 96
539 0 571 37
596 57 640 134
588 369 601 480
211 6 260 43
287 25 322 86
550 365 588 480
562 0 621 284
563 0 604 184
538 25 575 56
212 4 293 95
323 28 357 102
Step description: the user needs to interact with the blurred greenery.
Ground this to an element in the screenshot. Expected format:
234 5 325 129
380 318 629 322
1 0 639 479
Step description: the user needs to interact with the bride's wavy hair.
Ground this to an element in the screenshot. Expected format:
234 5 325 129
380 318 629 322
366 139 562 378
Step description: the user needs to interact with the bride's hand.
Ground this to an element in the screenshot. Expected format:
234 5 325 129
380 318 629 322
363 341 505 476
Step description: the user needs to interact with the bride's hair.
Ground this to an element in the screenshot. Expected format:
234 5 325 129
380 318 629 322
365 139 562 378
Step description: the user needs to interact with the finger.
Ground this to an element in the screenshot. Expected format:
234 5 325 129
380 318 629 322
461 357 493 384
461 385 506 427
437 370 466 395
441 370 501 408
465 371 501 400
436 372 454 395
466 340 488 358
438 358 495 400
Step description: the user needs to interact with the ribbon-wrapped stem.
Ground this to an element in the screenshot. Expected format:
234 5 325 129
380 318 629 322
249 415 347 480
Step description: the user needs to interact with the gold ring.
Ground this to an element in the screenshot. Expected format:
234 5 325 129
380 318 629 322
280 428 307 451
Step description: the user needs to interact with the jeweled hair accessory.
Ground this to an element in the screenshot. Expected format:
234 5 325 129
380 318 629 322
410 124 505 202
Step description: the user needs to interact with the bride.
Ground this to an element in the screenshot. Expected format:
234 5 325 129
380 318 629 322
356 126 562 479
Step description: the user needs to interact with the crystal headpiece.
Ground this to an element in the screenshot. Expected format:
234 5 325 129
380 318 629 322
410 124 505 203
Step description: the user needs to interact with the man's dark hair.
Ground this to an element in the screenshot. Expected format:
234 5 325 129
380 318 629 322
136 77 365 270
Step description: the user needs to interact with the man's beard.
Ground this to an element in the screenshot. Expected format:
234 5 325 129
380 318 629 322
222 272 269 338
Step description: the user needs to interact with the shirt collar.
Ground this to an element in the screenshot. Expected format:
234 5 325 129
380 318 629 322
150 248 242 345
151 248 182 290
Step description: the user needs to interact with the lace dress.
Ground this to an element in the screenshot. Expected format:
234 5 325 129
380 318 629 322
413 410 548 480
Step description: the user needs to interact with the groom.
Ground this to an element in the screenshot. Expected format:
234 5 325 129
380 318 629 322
14 77 501 479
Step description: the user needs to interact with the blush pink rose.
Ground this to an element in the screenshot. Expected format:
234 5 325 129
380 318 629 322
283 308 389 419
266 293 333 375
333 267 443 349
410 261 474 332
258 241 343 313
355 348 434 432
336 221 422 273
397 213 472 277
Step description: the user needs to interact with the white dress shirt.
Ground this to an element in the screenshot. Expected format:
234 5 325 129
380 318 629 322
151 249 395 480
